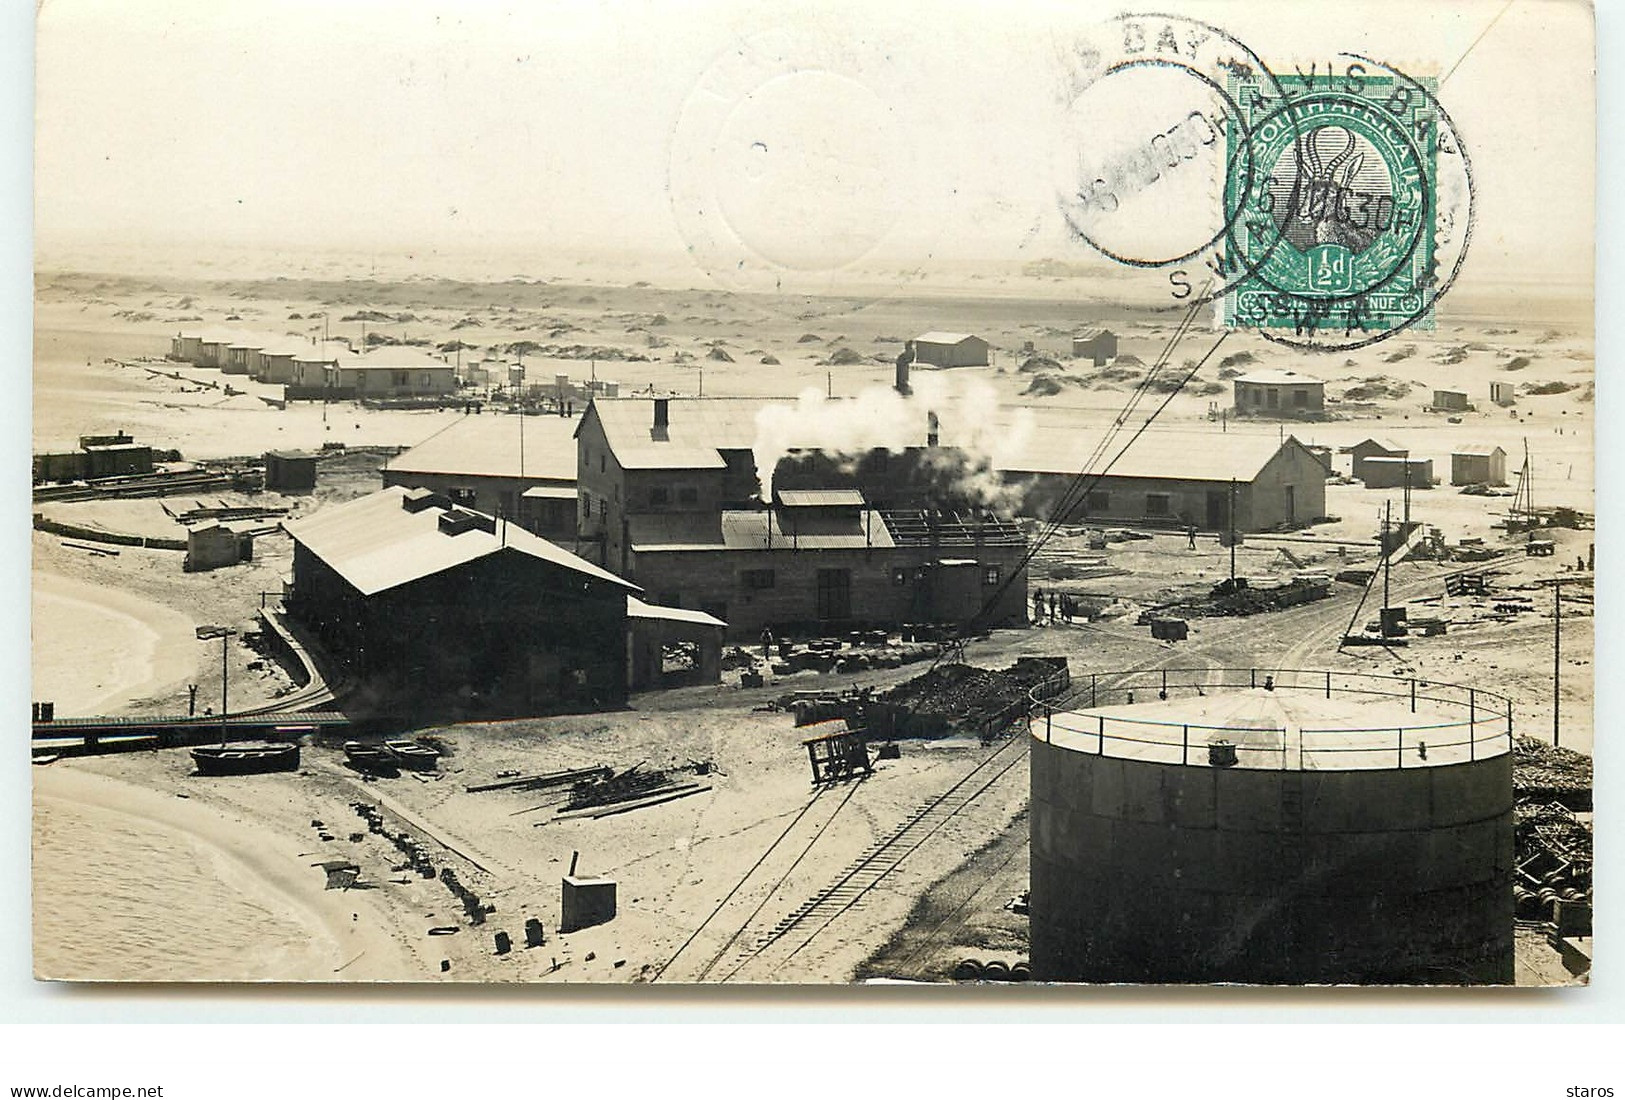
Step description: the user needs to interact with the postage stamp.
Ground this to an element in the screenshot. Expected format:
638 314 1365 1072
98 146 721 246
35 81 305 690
1220 67 1456 344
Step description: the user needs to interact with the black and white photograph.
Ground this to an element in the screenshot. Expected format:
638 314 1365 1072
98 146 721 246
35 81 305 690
25 0 1597 998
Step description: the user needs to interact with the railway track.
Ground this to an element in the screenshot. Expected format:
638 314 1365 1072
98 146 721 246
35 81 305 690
714 730 1034 983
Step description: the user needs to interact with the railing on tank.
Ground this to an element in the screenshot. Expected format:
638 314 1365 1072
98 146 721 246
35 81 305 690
1027 667 1514 770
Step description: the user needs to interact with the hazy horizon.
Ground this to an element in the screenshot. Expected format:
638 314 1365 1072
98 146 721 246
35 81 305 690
36 0 1595 308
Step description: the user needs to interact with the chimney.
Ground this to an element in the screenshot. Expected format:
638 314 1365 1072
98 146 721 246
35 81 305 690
927 410 940 448
653 397 670 440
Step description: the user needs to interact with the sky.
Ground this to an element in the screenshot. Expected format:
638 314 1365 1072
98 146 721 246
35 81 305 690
32 0 1596 292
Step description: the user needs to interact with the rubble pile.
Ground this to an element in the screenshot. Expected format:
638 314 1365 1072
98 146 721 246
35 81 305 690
1513 735 1593 809
876 658 1066 737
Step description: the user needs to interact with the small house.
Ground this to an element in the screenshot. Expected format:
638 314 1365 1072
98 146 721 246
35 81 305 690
913 332 990 368
1451 446 1508 487
1233 370 1325 415
1431 389 1472 412
1490 381 1517 407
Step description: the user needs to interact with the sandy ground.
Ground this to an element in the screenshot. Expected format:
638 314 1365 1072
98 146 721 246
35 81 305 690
33 765 410 982
29 267 1593 985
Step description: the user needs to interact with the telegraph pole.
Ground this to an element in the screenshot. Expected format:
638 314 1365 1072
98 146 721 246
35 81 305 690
1553 580 1562 748
1228 478 1237 583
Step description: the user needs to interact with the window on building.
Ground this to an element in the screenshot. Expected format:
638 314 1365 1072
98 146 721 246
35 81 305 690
1145 493 1172 516
649 487 670 507
393 371 409 387
742 568 776 590
1266 389 1280 408
599 454 606 474
1293 389 1308 407
891 567 908 586
598 498 607 519
678 486 698 505
421 372 433 386
983 565 1002 586
1087 490 1111 511
580 494 590 522
447 487 477 506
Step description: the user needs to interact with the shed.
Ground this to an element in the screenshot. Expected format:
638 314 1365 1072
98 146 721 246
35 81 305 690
913 332 990 368
1490 381 1516 407
1347 438 1408 482
1360 456 1433 489
185 523 252 572
1072 328 1118 366
626 596 725 691
1451 446 1508 487
1432 390 1472 412
265 450 319 493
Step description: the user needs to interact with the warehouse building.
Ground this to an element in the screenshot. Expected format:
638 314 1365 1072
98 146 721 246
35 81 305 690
1232 369 1325 415
1072 328 1118 366
575 396 1029 638
912 331 991 368
1003 430 1328 532
282 486 641 714
381 415 579 540
624 493 1028 642
1451 445 1508 487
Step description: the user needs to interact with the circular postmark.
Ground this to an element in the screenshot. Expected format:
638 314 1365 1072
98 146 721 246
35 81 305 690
1222 56 1474 350
1050 12 1292 299
666 26 959 317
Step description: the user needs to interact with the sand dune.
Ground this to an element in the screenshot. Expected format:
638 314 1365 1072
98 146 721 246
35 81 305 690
32 765 409 982
31 570 198 717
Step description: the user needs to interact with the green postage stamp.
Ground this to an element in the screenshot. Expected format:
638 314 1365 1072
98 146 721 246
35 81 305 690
1222 70 1442 338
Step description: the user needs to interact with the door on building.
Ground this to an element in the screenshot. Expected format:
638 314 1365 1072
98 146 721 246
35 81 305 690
1205 490 1229 530
1284 485 1296 523
815 569 852 622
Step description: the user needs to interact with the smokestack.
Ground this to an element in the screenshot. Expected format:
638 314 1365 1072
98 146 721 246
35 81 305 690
927 409 940 448
653 397 670 440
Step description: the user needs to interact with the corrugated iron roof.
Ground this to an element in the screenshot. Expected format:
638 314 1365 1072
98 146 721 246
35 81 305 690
915 331 980 345
1348 437 1408 453
387 416 578 482
627 596 726 628
776 489 866 508
1452 445 1506 457
998 428 1302 482
355 347 453 369
629 508 896 552
1073 328 1112 341
283 486 635 597
292 341 360 364
583 398 775 470
1233 369 1325 385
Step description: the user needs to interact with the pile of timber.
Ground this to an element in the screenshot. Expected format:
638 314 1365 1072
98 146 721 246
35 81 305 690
554 764 711 820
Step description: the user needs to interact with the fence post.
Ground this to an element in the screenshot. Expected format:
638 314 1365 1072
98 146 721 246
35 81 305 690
1161 669 1168 698
1045 705 1052 744
1098 714 1105 755
1410 678 1416 713
1326 670 1331 699
1397 728 1404 769
1469 690 1476 762
1251 668 1257 689
1181 724 1188 766
1090 674 1097 709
